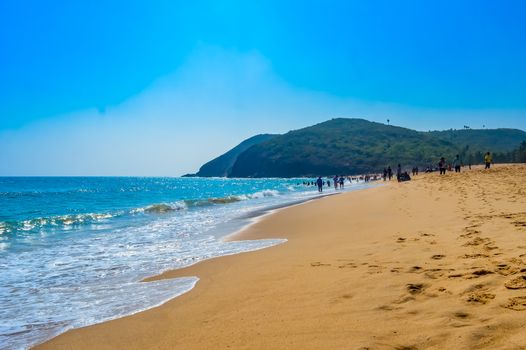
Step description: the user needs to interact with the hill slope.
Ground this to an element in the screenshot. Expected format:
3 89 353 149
225 119 525 177
192 134 277 177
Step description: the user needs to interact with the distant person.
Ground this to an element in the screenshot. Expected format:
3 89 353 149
396 164 402 182
316 176 323 192
333 175 339 190
438 157 446 175
484 152 493 169
383 168 387 181
339 176 344 189
453 154 461 173
327 179 331 188
387 166 393 181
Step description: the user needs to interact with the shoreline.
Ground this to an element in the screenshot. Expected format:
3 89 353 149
146 183 376 282
221 186 364 242
23 181 372 349
35 164 526 349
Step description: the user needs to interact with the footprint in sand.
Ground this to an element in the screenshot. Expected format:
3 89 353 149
376 304 401 311
408 266 423 273
424 268 452 279
465 292 495 304
310 262 331 267
394 344 418 350
483 244 499 251
406 283 426 295
461 253 489 259
396 237 406 243
495 264 520 276
502 296 526 311
463 237 489 246
419 232 435 237
338 262 358 269
453 310 470 319
431 254 445 260
470 269 494 278
504 275 526 289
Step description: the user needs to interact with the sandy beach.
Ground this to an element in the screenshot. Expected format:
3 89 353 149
35 164 526 350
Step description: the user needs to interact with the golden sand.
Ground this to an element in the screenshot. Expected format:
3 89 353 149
35 164 526 349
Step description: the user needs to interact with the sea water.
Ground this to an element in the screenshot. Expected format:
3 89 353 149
0 177 372 349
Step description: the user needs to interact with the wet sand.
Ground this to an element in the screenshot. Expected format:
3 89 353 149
35 164 526 349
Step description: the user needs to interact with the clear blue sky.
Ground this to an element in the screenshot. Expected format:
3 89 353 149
1 0 525 175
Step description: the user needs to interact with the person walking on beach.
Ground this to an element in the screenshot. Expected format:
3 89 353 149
387 166 393 181
453 154 461 173
339 176 344 189
333 175 339 190
316 176 323 192
383 168 387 181
484 152 493 169
396 164 402 182
438 157 446 175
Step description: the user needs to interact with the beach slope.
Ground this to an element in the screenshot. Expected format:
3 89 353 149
36 165 526 349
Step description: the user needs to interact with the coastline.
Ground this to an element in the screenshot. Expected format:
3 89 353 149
35 164 526 349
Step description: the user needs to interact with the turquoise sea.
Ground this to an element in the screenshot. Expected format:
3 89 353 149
0 176 371 349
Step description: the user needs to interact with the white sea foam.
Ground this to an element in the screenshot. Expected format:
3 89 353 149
249 189 280 199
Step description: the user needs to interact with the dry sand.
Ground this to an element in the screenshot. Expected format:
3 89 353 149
35 164 526 350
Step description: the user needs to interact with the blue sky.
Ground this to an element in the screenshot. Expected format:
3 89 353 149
1 0 525 175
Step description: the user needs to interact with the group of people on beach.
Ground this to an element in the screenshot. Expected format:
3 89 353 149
314 175 346 192
378 151 494 182
382 165 411 183
304 151 495 193
437 151 493 175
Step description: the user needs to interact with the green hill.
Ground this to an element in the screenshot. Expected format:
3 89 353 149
190 134 277 177
224 118 526 177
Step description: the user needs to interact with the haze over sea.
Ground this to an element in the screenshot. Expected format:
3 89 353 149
0 176 371 349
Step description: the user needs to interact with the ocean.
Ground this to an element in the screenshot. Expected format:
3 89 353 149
0 176 372 349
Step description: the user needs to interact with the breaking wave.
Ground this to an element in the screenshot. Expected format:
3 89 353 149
1 188 285 235
0 212 117 236
140 189 281 214
142 202 187 213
